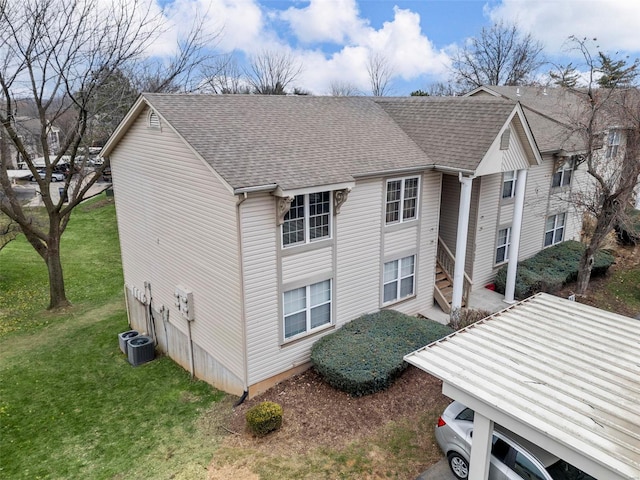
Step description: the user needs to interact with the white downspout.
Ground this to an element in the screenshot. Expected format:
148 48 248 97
504 169 527 304
451 174 474 320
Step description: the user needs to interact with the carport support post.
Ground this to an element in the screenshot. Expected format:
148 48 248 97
504 169 527 304
469 412 494 480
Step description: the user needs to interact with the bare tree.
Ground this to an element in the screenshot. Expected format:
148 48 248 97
556 38 640 294
367 52 394 96
200 53 250 94
245 50 303 95
329 80 361 96
451 21 545 92
0 0 215 309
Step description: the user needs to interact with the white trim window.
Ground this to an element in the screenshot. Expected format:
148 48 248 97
544 213 566 247
606 129 621 159
385 177 419 224
552 159 574 188
282 192 331 247
496 227 511 264
502 171 517 199
283 280 331 339
383 255 415 304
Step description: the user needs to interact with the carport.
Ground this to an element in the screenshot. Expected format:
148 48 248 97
405 293 640 480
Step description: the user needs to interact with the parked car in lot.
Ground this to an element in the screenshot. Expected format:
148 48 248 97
435 401 596 480
30 170 65 182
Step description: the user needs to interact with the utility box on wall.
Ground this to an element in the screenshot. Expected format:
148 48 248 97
174 287 194 320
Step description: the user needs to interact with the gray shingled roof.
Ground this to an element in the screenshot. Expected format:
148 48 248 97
142 94 431 191
474 86 586 153
374 97 519 172
141 94 523 191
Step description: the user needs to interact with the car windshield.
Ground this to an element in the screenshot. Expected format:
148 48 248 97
546 459 597 480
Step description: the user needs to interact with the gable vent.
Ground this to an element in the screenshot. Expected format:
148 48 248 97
148 110 161 129
500 128 511 150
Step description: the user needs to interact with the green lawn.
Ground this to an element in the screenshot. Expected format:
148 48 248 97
0 195 225 479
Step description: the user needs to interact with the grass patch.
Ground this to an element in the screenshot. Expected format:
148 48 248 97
0 197 124 338
0 193 225 479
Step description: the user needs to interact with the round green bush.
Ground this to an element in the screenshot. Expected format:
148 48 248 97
245 401 283 436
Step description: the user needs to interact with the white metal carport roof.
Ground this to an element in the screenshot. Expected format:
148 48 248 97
405 292 640 480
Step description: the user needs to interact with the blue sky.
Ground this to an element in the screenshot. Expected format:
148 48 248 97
156 0 640 95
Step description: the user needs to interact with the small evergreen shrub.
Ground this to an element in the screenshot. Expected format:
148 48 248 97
311 310 453 397
245 401 283 437
494 240 615 299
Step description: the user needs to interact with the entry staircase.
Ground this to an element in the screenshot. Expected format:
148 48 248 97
434 237 472 314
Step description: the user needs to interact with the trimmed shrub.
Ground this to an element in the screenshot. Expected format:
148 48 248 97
311 310 453 397
245 401 283 437
494 240 615 300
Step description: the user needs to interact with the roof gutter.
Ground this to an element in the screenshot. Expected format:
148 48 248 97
432 164 476 176
352 165 437 179
233 184 278 195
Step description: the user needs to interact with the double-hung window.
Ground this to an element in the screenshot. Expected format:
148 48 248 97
383 255 415 303
283 280 331 339
606 129 621 158
544 213 566 247
496 227 511 264
552 159 573 188
385 177 419 224
282 192 331 247
502 171 517 199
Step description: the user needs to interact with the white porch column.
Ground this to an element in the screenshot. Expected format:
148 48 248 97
468 412 494 480
451 174 474 317
504 169 528 304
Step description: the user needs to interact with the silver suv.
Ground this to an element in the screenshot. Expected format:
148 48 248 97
435 401 596 480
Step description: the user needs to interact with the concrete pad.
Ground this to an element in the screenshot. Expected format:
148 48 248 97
415 458 456 480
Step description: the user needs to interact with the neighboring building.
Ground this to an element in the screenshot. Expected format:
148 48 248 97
8 116 62 169
101 94 582 397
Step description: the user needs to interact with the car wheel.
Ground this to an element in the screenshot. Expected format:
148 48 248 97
51 177 58 182
447 452 469 479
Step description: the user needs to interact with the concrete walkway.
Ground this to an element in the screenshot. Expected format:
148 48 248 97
416 459 456 480
420 287 508 325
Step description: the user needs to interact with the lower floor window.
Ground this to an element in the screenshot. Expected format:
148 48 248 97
545 213 566 246
283 279 331 339
383 255 415 303
496 227 511 264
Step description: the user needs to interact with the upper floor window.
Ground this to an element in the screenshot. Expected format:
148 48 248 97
383 255 415 304
544 213 566 247
283 279 331 340
606 129 621 158
282 192 331 247
496 227 511 264
552 159 574 188
385 177 419 224
502 171 517 199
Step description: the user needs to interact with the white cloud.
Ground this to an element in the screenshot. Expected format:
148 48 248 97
281 3 450 94
279 0 366 44
488 0 640 57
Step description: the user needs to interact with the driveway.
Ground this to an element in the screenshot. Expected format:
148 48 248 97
416 459 456 480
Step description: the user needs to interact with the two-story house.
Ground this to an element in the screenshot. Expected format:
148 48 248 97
101 94 582 397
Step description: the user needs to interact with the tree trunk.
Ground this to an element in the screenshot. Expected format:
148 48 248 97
46 237 70 310
575 246 595 295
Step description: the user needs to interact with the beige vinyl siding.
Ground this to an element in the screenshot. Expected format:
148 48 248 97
110 106 244 390
240 193 285 386
383 225 419 257
282 245 333 285
438 174 461 254
335 178 384 321
471 174 502 288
